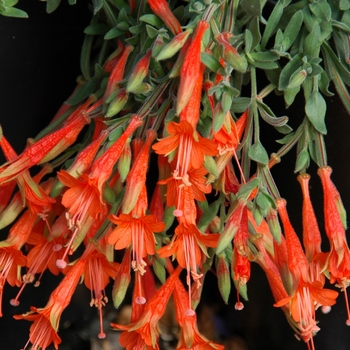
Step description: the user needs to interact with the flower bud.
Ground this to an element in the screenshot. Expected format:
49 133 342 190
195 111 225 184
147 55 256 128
152 35 164 58
156 29 192 61
106 88 129 118
266 207 282 243
118 137 132 182
216 199 246 255
287 69 307 89
126 49 152 93
216 254 231 303
112 248 132 308
217 33 247 73
147 0 182 35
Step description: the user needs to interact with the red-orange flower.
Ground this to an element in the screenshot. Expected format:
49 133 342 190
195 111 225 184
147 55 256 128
14 247 88 349
159 165 211 208
80 240 120 338
152 120 218 174
0 113 90 184
177 20 209 114
108 212 165 273
111 265 182 348
157 223 219 283
174 279 224 350
147 0 182 35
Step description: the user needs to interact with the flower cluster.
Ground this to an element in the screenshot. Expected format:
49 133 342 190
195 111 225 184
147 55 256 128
1 0 350 349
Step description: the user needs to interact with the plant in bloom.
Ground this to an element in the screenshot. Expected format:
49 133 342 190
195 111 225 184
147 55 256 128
2 0 350 349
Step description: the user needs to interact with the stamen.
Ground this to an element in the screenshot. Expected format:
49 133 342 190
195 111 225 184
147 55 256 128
56 227 79 269
98 305 106 339
342 281 350 326
235 290 244 310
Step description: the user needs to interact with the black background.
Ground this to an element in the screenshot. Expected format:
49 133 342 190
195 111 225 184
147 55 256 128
1 1 350 349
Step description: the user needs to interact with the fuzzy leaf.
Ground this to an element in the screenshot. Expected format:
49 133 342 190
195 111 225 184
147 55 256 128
305 91 327 134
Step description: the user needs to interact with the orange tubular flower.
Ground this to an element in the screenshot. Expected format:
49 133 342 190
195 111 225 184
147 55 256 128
105 44 133 99
0 134 55 214
276 199 309 286
157 222 219 287
318 166 350 324
81 240 120 339
56 116 143 268
108 212 165 267
14 244 92 350
122 129 157 214
174 280 224 350
111 265 182 349
159 165 211 208
152 120 218 175
177 20 209 114
179 62 206 128
0 112 90 184
147 0 182 35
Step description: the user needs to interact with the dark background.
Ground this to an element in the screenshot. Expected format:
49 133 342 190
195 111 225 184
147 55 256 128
1 1 350 349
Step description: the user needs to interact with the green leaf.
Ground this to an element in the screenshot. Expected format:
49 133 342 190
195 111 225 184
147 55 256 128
84 23 108 35
248 16 261 51
295 148 310 172
198 196 223 232
252 60 279 70
305 91 327 134
231 97 251 113
245 29 253 54
256 192 270 211
92 0 103 14
261 0 283 49
241 0 261 16
201 52 224 73
279 53 303 90
140 14 163 28
309 0 331 22
257 101 289 127
248 142 269 165
66 78 97 105
3 0 19 6
340 0 350 10
282 10 303 51
304 21 321 58
249 52 279 62
236 178 259 199
46 0 61 13
104 26 125 40
284 85 301 107
274 124 293 134
146 24 159 38
0 6 28 17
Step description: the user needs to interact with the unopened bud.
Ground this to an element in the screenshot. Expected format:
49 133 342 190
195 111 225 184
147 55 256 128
152 35 164 58
106 88 129 118
118 138 132 182
266 207 282 243
156 30 192 61
217 199 246 255
112 250 132 309
126 49 152 93
287 69 307 89
217 33 247 73
216 254 231 303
